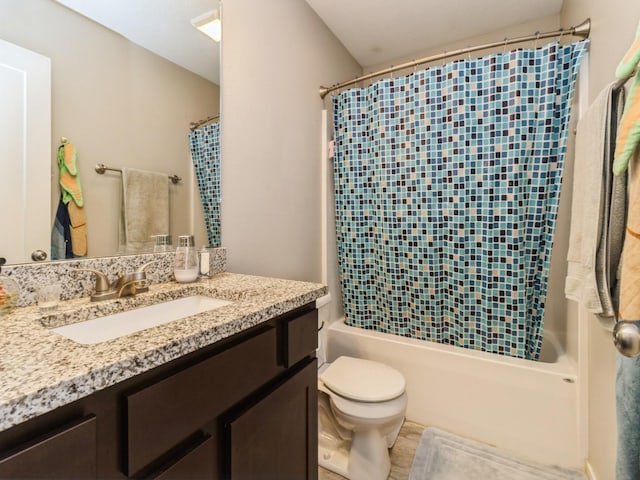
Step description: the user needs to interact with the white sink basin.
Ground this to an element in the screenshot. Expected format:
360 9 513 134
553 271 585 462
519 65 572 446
51 295 233 345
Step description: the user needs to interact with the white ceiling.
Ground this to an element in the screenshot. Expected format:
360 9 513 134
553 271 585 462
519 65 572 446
53 0 563 85
54 0 220 84
304 0 564 68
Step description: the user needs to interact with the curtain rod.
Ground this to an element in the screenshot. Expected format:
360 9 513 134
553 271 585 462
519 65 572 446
94 163 182 184
190 113 220 131
319 18 591 99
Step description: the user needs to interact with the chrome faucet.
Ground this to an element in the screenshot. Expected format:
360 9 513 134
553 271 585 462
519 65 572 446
77 261 157 302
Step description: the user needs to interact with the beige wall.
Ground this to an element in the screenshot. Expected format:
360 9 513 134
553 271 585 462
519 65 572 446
220 0 361 282
562 3 640 479
0 0 218 258
365 15 561 73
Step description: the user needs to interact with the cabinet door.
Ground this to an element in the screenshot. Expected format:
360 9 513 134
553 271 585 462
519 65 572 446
0 415 96 479
227 359 317 480
151 435 215 480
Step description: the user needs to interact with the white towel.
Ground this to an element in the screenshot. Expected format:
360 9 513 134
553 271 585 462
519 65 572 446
565 82 626 324
119 168 169 253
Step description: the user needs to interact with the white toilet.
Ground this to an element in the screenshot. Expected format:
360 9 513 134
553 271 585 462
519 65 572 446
317 355 408 480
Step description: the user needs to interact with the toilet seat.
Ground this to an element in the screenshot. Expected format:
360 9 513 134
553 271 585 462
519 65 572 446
320 356 405 402
328 389 408 422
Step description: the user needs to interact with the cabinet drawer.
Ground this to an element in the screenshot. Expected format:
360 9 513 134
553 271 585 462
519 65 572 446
126 326 278 476
0 415 96 479
152 435 214 480
285 309 318 367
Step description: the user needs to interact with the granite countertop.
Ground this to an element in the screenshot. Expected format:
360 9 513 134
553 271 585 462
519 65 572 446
0 272 327 432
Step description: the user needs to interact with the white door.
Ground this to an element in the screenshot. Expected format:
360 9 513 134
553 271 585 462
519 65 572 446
0 38 51 264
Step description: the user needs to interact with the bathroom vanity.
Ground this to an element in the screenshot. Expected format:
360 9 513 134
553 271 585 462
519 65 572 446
0 272 325 479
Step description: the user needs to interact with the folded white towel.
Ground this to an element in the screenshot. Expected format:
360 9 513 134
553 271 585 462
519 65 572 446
119 168 170 254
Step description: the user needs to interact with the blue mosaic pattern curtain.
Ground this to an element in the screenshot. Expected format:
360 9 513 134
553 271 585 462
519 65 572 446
189 122 221 247
332 41 588 360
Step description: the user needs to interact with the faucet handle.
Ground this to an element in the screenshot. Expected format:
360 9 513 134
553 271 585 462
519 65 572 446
136 260 159 276
75 268 111 293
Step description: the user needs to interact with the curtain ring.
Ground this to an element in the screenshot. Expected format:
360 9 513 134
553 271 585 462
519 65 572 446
534 31 541 49
557 28 564 44
502 37 508 55
467 46 472 61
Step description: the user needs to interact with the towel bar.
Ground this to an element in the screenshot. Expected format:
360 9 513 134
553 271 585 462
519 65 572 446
95 164 181 184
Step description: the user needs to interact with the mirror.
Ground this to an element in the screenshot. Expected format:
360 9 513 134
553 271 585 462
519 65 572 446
0 0 220 265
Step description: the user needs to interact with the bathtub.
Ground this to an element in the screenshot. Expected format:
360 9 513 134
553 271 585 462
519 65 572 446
325 318 582 470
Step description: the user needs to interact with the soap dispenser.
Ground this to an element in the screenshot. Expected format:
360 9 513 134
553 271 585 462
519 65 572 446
0 258 20 317
173 235 199 283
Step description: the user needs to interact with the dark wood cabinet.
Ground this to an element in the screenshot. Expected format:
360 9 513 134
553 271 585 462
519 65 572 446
0 415 97 479
284 310 319 368
0 303 318 480
150 435 215 480
226 360 318 480
126 325 279 476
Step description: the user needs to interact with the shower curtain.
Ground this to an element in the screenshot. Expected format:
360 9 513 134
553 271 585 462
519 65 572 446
332 41 588 360
189 122 221 247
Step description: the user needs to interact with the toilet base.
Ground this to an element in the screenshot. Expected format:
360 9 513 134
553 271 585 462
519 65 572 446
386 417 403 448
319 443 350 478
348 429 391 480
318 426 396 480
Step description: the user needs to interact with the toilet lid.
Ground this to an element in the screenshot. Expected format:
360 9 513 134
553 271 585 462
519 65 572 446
320 356 405 402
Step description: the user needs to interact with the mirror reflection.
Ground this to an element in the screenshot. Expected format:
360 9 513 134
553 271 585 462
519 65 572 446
0 0 220 265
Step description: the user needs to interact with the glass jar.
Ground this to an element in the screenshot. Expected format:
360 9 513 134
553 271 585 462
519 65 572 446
152 234 173 253
0 260 20 317
174 235 199 283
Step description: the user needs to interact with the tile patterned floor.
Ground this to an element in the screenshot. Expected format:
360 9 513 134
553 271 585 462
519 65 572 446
318 421 426 480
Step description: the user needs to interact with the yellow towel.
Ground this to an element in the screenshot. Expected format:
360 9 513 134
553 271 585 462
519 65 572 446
619 151 640 320
63 143 78 175
68 201 87 257
617 23 640 320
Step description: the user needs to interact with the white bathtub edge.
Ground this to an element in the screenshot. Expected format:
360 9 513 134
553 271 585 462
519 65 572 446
326 318 583 470
328 319 576 378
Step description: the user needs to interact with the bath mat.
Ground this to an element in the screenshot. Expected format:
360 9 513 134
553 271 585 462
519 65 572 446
409 428 586 480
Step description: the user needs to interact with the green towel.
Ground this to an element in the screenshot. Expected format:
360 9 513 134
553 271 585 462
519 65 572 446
57 141 83 207
613 20 640 175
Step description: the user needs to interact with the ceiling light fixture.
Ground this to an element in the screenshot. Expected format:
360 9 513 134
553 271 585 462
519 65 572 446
191 10 221 42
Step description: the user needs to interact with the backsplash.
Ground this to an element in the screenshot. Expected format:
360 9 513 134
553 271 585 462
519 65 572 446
2 248 226 307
